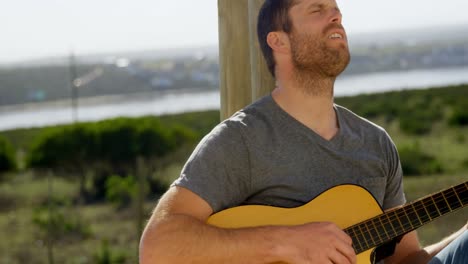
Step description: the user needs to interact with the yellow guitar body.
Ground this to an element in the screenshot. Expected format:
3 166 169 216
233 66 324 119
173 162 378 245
207 185 384 264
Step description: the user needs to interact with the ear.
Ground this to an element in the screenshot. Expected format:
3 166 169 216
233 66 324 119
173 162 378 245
266 31 290 54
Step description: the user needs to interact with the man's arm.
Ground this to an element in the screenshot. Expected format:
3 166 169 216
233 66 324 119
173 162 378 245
385 223 468 264
139 186 357 264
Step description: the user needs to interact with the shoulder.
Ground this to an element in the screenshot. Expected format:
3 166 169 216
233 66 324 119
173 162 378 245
220 95 279 138
335 104 399 161
194 95 274 152
336 104 389 139
336 104 401 168
231 95 275 127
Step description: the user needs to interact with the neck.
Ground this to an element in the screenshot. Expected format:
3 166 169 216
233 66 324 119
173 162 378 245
292 68 336 98
271 78 338 140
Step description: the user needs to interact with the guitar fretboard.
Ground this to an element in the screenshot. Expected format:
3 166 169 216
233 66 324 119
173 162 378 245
344 181 468 254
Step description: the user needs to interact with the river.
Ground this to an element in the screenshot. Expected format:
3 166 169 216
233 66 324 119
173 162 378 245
0 66 467 131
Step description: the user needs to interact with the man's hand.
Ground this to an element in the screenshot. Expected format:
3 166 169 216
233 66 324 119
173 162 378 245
141 187 358 264
279 222 357 264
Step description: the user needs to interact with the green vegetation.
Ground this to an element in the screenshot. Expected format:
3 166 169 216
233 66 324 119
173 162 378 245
398 143 444 176
336 85 467 134
93 239 128 264
336 84 468 174
32 205 93 242
105 175 138 209
0 110 220 263
0 85 467 263
0 135 16 174
449 102 468 126
25 117 198 203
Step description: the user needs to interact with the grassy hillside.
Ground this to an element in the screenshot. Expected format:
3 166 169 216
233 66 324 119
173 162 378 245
0 85 467 263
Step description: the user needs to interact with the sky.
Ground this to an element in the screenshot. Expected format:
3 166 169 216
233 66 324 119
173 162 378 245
1 0 468 64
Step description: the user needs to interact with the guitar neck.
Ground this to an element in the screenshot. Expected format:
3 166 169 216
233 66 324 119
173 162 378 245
345 181 468 254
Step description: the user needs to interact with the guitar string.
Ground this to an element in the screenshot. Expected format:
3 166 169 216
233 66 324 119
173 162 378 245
346 185 467 252
369 186 468 232
347 184 467 240
350 193 468 253
348 186 468 249
349 189 467 252
351 184 467 233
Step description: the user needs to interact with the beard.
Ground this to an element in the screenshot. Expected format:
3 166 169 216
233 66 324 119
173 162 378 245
289 27 350 95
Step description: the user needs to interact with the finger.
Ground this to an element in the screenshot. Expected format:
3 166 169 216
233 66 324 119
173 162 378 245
332 229 354 248
323 223 353 246
328 248 352 264
334 238 357 264
339 231 354 246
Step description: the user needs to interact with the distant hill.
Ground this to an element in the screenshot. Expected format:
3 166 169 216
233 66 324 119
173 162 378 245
2 24 467 68
0 46 219 68
0 25 467 107
348 24 468 47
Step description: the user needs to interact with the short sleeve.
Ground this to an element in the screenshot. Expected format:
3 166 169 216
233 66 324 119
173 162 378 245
382 132 406 210
171 120 252 213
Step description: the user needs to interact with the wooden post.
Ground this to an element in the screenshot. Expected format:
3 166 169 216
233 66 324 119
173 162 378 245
248 0 275 101
218 0 275 120
218 0 252 120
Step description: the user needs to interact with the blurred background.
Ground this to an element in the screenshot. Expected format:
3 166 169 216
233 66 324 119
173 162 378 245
0 0 467 263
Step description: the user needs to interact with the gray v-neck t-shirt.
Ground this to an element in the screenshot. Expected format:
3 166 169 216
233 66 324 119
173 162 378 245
173 94 406 213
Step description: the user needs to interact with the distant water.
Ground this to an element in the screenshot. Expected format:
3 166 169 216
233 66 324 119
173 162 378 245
0 67 467 131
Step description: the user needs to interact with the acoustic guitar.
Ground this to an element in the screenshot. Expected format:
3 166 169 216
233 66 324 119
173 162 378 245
207 181 467 264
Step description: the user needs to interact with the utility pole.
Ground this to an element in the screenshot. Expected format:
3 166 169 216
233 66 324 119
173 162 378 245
47 170 55 264
69 51 78 123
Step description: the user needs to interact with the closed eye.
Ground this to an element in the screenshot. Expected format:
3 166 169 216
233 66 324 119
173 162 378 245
307 3 324 14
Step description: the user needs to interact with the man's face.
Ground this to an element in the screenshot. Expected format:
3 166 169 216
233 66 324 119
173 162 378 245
287 0 350 77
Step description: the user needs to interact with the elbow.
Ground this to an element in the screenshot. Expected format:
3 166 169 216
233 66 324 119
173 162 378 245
139 229 166 264
139 227 178 264
139 233 155 264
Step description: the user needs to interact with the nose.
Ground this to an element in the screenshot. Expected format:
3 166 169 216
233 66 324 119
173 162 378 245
329 7 342 24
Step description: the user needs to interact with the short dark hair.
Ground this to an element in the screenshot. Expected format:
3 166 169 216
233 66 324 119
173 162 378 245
257 0 298 77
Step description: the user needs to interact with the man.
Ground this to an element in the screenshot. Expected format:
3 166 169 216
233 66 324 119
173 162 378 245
140 0 467 263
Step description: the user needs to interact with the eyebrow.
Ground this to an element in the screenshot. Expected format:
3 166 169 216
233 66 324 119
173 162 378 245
306 2 324 12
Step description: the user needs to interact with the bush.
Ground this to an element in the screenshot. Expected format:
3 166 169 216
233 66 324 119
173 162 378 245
399 114 433 135
27 117 196 170
26 117 197 201
0 135 16 173
449 104 468 126
148 176 170 197
105 175 138 209
93 239 127 264
399 100 442 135
32 206 92 242
94 117 181 165
26 124 97 170
398 143 444 176
159 110 219 138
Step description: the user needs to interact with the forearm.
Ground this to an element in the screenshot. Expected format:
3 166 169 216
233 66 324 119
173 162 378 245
139 213 284 264
423 224 467 258
398 224 468 264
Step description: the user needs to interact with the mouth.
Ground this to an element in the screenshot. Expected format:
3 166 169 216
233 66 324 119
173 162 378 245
328 32 344 39
325 26 347 41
